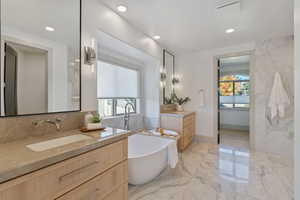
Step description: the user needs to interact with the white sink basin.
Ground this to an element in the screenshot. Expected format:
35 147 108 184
26 134 92 152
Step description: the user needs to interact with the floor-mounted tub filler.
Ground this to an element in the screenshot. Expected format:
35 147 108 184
128 134 178 185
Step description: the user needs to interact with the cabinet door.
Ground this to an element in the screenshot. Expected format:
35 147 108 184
182 114 196 150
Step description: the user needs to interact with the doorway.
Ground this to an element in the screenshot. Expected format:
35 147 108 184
4 44 18 116
217 55 251 149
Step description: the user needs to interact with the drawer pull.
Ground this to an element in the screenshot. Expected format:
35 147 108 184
59 161 99 182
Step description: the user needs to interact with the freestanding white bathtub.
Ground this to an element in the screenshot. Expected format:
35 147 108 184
128 134 172 185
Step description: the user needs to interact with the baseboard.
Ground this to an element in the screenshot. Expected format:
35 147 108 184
194 135 218 144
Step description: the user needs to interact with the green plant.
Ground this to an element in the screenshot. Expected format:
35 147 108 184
172 93 191 106
164 96 174 104
91 114 102 123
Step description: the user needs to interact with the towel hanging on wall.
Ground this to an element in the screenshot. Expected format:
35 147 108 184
268 72 290 119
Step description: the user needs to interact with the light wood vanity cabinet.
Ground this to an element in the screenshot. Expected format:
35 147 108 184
161 112 195 151
0 139 128 200
56 162 128 200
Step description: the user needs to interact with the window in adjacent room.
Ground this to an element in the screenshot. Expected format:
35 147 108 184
219 73 250 109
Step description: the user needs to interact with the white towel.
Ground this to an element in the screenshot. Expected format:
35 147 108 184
149 129 178 137
168 140 178 168
268 72 290 119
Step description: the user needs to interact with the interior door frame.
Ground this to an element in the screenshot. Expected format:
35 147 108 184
4 43 18 115
214 50 254 146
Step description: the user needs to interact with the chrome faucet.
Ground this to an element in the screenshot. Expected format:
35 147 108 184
32 118 62 131
124 103 135 130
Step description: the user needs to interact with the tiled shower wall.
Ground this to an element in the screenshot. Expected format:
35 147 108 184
252 36 294 159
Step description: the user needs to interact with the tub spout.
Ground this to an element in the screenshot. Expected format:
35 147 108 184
124 102 135 130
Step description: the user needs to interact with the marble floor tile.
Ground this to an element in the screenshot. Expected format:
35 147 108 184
129 135 294 200
220 129 250 149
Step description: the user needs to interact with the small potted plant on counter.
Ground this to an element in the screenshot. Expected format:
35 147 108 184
172 93 191 112
82 113 104 132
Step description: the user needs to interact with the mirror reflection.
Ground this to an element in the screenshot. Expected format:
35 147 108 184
1 0 81 117
163 50 175 104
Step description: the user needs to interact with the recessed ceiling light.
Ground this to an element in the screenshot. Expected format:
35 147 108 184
153 35 161 40
45 26 55 32
226 28 235 33
117 5 127 12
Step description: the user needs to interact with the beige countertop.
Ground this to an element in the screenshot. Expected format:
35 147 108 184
0 128 131 184
160 111 195 117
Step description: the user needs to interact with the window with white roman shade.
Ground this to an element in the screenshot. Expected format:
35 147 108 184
97 60 140 117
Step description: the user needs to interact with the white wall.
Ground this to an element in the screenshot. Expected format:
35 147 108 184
144 59 161 129
294 0 300 198
81 0 163 111
220 109 249 130
17 51 47 114
176 43 255 139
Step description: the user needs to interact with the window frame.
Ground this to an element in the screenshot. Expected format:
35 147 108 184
97 97 137 117
219 79 250 109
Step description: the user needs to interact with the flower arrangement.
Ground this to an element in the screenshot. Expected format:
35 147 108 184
163 93 191 111
171 93 191 106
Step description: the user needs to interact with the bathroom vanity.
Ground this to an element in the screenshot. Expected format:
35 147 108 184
0 128 129 200
160 112 196 151
0 0 130 199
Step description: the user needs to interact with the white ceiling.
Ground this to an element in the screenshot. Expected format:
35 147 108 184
220 55 250 66
98 0 294 54
2 0 80 49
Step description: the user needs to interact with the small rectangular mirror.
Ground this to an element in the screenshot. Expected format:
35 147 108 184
163 50 175 104
0 0 81 117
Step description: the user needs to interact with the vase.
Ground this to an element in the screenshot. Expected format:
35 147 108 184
177 105 184 112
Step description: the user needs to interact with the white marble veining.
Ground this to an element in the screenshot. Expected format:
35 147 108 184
252 36 294 159
129 141 293 200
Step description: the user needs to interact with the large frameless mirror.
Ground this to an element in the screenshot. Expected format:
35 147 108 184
0 0 81 117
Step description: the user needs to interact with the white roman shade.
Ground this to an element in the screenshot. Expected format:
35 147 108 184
97 61 139 98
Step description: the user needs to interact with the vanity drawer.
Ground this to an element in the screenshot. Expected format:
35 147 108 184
56 161 128 200
0 139 128 200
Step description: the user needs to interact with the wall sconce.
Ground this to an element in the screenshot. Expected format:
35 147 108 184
172 77 180 85
172 75 180 85
160 69 167 82
160 68 167 87
84 46 96 65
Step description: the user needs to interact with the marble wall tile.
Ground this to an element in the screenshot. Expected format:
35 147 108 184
0 112 85 143
252 36 294 159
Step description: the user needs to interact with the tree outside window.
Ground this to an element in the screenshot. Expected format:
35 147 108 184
219 75 250 109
